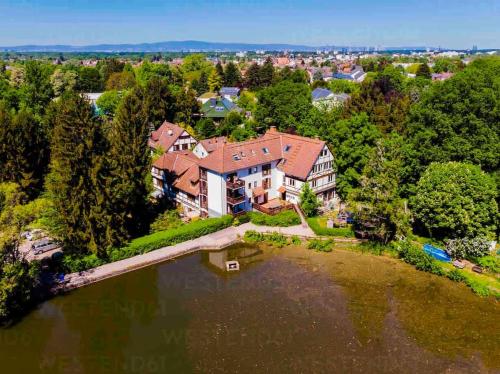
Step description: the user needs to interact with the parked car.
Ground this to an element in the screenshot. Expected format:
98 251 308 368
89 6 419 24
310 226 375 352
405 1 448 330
31 239 60 255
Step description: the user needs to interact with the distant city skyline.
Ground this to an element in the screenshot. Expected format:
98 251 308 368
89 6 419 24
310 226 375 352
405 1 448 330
0 0 499 49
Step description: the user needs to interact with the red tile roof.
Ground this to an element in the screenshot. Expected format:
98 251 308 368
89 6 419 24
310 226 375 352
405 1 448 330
199 128 326 180
153 151 200 196
148 121 188 151
199 136 227 154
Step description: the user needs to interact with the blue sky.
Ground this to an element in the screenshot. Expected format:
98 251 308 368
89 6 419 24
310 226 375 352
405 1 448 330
0 0 499 48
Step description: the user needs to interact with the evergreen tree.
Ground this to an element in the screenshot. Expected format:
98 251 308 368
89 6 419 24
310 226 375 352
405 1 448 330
0 104 49 197
142 77 176 128
224 62 242 86
215 61 224 80
259 57 275 87
207 69 223 92
46 93 110 255
107 87 151 239
348 136 410 244
244 63 261 90
192 70 209 95
174 88 200 126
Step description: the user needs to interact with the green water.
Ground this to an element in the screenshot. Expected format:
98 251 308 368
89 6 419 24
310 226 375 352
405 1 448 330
0 244 498 373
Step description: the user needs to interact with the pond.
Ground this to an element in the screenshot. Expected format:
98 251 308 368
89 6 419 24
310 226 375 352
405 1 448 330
0 244 498 373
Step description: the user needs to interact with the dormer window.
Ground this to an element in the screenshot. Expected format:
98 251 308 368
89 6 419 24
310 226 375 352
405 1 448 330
232 154 241 161
262 147 269 154
284 144 291 152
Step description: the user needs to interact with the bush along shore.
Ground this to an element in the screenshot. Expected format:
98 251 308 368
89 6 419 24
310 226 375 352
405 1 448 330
244 231 499 298
61 215 235 273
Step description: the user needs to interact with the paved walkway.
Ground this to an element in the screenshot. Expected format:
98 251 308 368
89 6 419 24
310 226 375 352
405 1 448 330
56 223 316 292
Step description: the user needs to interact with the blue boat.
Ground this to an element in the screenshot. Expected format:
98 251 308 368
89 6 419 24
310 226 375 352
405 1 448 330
423 244 451 262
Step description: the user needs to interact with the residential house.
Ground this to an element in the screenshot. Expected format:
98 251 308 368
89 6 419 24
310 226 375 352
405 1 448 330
200 97 242 120
151 128 337 218
311 88 350 109
148 121 198 153
198 92 218 105
152 151 201 216
220 87 240 101
333 65 366 82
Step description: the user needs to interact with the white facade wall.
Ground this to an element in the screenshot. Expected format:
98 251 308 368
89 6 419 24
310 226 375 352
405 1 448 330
166 131 197 153
207 170 226 217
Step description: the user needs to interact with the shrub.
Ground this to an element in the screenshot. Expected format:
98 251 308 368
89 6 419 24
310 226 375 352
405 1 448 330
476 256 500 274
243 230 264 243
446 269 467 282
150 209 183 233
62 253 106 273
243 230 289 247
108 215 233 262
291 235 301 245
464 277 491 297
248 210 301 227
307 239 334 252
307 217 355 237
446 237 491 260
395 239 444 276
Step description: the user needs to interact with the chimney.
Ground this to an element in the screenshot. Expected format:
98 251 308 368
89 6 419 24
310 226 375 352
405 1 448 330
269 126 277 133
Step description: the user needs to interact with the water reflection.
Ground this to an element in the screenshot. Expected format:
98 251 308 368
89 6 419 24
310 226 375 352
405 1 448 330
0 244 498 373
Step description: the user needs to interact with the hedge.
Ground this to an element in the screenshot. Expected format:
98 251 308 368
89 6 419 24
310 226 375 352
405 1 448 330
307 217 355 237
248 210 301 227
395 240 445 276
107 215 234 262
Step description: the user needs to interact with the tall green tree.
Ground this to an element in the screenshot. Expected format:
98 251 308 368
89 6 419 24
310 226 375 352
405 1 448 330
326 113 381 198
107 87 152 238
207 69 223 92
223 62 242 86
142 77 176 129
19 61 54 115
349 135 410 243
244 63 261 90
405 58 500 188
46 93 110 255
0 105 49 197
259 57 275 87
254 80 312 131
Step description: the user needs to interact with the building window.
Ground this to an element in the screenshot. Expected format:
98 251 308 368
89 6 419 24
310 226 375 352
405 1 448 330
328 174 334 183
262 163 271 176
263 178 271 190
248 168 253 175
248 183 252 189
311 180 317 188
254 181 257 188
288 178 295 187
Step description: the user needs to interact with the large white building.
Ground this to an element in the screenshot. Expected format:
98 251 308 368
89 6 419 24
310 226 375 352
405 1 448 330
152 127 336 217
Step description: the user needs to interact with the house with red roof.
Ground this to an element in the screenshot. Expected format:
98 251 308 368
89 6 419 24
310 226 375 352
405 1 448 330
152 126 336 218
148 121 198 153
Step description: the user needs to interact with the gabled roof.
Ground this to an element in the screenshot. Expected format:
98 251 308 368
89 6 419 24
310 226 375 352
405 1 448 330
201 97 242 118
312 87 333 101
148 121 189 151
199 128 327 180
153 151 200 196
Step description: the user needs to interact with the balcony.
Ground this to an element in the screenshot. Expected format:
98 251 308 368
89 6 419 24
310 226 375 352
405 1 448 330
253 198 294 216
227 193 246 205
226 178 245 190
